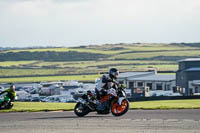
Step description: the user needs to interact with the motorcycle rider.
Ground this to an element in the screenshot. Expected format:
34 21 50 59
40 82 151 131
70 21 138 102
0 84 16 102
95 68 119 100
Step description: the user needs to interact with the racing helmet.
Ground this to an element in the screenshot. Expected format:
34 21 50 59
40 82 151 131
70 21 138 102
109 68 119 79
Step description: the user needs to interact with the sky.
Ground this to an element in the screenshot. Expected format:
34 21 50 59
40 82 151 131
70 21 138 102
0 0 200 47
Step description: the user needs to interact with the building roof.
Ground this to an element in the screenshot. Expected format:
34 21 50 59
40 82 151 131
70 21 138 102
191 80 200 85
185 67 200 72
178 58 200 62
127 74 176 81
118 71 154 78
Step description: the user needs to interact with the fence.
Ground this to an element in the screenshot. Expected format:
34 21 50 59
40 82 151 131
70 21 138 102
128 95 200 102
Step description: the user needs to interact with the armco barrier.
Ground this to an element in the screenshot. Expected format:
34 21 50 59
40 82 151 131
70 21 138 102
128 95 200 102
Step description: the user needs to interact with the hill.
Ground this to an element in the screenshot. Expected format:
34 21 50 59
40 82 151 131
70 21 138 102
0 43 200 79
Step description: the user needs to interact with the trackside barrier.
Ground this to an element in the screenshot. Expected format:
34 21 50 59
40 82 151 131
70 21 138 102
128 96 200 102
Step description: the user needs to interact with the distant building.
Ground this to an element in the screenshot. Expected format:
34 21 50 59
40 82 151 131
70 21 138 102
117 71 156 84
176 58 200 96
118 71 177 98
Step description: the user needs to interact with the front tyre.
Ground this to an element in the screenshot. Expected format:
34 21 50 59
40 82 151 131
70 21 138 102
111 99 129 117
74 102 90 117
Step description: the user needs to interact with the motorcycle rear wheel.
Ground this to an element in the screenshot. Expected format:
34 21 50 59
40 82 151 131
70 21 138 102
74 102 90 117
111 99 129 116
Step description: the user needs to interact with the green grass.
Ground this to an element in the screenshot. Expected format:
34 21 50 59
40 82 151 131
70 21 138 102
34 60 174 68
133 64 178 71
0 74 101 83
126 44 197 51
110 50 200 60
0 61 37 67
1 99 200 112
0 43 200 80
0 102 76 112
0 60 177 77
2 47 128 55
0 60 175 69
0 72 176 83
1 48 71 53
2 43 199 55
129 99 200 109
0 69 62 76
0 63 178 83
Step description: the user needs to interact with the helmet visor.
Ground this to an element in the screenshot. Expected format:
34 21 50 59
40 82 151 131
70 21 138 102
113 71 119 78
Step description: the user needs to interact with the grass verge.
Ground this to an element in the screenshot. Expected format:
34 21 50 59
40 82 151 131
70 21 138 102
0 102 76 112
1 99 200 112
0 74 101 83
129 99 200 109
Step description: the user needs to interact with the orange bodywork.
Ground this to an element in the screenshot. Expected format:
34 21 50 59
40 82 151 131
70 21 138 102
99 94 112 103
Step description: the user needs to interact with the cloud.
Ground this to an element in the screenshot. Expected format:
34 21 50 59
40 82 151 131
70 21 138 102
0 0 91 4
0 0 200 47
51 0 91 3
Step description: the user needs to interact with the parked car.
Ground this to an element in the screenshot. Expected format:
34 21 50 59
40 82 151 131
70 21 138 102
30 94 40 102
0 86 5 93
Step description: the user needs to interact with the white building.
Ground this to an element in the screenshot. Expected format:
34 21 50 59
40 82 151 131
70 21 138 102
117 71 179 97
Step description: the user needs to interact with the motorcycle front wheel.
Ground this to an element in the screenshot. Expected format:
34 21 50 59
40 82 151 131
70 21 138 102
74 102 90 117
111 99 129 116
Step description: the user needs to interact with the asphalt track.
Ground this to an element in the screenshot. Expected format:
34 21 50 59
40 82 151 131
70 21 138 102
1 109 200 133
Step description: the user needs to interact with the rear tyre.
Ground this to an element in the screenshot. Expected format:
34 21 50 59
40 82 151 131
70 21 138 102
74 102 90 117
0 101 7 110
111 99 129 117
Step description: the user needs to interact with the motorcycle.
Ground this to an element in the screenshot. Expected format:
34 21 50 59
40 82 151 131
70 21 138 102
0 94 13 110
74 82 129 117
